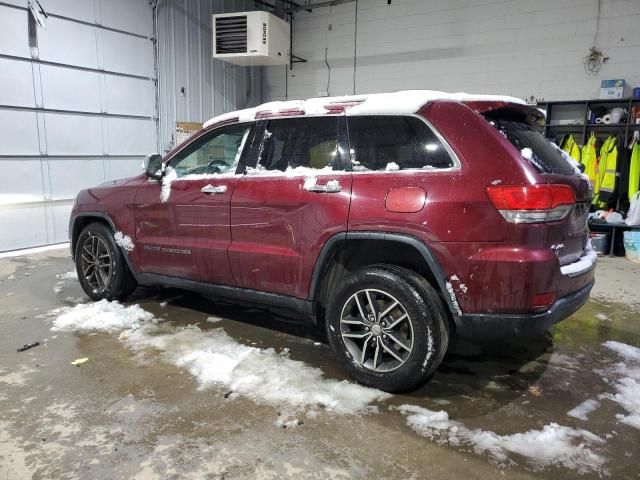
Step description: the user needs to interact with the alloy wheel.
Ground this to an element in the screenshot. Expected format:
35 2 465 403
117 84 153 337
79 235 113 292
339 289 414 373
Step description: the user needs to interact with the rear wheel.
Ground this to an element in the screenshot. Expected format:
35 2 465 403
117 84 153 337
325 265 448 392
75 222 137 301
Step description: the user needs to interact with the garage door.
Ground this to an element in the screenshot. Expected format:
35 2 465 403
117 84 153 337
0 0 157 251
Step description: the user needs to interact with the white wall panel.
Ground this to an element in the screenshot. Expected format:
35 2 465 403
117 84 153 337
104 75 155 116
44 113 103 155
0 58 35 107
45 0 96 22
2 0 260 250
101 30 154 77
0 5 30 58
47 159 106 200
37 18 98 69
108 158 144 180
264 0 640 102
106 118 156 155
0 206 48 251
47 202 74 244
0 159 44 203
100 0 153 37
40 65 101 112
0 111 40 155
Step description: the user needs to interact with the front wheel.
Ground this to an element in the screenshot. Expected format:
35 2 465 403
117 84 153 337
75 222 137 301
325 265 449 392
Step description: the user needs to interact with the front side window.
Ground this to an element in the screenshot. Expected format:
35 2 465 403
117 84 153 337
346 116 454 171
170 124 250 178
257 117 340 172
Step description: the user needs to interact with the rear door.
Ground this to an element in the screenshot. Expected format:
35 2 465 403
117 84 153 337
134 123 253 283
228 115 351 299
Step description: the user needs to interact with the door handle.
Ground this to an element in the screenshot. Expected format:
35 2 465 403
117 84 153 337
304 180 342 193
201 184 227 194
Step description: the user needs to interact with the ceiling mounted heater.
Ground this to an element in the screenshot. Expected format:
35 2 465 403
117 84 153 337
212 11 290 66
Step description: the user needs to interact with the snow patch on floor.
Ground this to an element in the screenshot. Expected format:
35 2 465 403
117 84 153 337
123 324 388 414
398 404 605 473
48 301 387 415
600 341 640 429
51 300 156 333
114 232 135 252
567 399 601 421
56 271 78 280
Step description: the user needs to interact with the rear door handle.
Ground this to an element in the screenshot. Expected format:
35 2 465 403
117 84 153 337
304 180 342 193
201 184 227 194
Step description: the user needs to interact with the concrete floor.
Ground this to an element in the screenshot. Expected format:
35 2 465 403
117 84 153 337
1 249 639 480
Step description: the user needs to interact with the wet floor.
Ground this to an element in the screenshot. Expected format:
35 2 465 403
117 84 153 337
1 249 639 479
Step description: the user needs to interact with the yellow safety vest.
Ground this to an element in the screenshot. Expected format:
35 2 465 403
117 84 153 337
630 142 640 201
581 133 598 189
562 134 581 163
597 137 618 206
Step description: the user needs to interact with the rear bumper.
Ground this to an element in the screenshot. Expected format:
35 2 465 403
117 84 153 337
456 279 594 341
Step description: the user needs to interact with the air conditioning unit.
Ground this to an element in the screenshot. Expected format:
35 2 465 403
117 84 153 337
212 11 290 66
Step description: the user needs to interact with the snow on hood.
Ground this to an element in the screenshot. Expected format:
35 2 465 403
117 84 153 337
203 90 525 128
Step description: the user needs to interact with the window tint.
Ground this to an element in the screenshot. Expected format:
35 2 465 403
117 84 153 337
258 117 340 171
485 117 574 175
171 124 250 177
346 116 454 171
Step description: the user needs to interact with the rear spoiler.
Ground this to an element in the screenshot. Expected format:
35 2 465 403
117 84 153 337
462 101 544 125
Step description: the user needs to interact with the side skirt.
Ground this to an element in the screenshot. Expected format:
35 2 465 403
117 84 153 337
135 272 316 322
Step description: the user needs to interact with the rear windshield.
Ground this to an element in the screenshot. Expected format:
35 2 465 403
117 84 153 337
484 114 574 175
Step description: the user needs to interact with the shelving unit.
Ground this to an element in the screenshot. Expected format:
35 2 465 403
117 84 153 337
541 98 640 146
539 97 640 256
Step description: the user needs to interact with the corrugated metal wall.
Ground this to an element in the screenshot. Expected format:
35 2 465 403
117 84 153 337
156 0 262 154
0 0 157 251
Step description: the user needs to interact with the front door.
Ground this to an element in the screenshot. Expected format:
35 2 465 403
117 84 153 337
134 123 254 284
229 115 351 299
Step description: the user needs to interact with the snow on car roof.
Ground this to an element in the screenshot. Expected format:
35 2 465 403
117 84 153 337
202 90 525 128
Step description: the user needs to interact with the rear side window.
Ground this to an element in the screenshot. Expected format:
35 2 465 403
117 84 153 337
259 117 340 171
485 116 574 175
346 116 454 171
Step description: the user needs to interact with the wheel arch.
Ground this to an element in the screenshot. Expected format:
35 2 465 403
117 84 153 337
70 212 117 258
309 232 461 332
70 212 136 275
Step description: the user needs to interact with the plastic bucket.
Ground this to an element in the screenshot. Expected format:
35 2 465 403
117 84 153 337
590 232 611 256
623 231 640 264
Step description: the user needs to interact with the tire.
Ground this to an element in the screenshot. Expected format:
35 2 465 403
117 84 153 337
325 265 449 392
74 222 137 301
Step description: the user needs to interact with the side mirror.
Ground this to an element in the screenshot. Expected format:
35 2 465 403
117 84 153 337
143 153 164 180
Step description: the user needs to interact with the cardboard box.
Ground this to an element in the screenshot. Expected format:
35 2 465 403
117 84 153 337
600 79 627 99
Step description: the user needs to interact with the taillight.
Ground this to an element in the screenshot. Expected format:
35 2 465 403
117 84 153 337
532 292 557 310
485 184 575 223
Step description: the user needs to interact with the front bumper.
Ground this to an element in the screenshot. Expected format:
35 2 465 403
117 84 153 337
456 279 594 341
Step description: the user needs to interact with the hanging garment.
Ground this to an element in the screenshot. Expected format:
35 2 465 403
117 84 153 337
618 144 631 206
595 135 615 202
581 133 598 188
630 142 640 201
597 137 618 205
562 134 581 162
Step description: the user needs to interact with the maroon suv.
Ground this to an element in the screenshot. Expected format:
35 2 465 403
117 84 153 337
69 91 595 392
